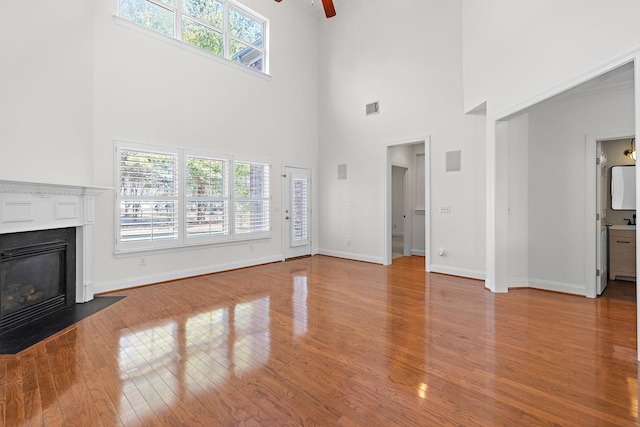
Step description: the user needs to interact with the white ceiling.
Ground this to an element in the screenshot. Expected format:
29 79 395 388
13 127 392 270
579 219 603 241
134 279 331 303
289 0 347 17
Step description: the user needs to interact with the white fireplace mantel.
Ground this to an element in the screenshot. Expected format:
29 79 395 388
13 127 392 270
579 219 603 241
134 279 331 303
0 179 112 303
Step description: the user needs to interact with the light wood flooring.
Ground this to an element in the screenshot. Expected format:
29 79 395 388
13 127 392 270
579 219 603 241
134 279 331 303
0 255 638 426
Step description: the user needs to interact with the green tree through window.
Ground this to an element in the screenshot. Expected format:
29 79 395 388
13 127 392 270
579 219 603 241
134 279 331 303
118 0 266 72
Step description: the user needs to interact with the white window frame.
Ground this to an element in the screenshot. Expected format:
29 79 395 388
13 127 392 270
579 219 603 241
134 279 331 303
116 0 269 74
232 156 271 240
184 149 232 244
115 141 271 254
116 142 181 252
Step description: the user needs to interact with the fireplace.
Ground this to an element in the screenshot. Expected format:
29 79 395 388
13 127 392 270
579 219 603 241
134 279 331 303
0 179 110 303
0 227 76 333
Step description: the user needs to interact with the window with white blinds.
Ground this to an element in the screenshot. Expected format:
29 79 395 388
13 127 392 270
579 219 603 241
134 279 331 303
118 146 180 249
116 141 270 252
291 173 309 244
186 153 230 240
234 160 270 236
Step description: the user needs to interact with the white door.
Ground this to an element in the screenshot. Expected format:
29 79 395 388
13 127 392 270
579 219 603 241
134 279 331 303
283 166 311 259
596 143 608 295
392 165 411 258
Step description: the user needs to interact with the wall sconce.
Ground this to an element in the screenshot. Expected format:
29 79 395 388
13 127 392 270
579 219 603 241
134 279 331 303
624 138 636 161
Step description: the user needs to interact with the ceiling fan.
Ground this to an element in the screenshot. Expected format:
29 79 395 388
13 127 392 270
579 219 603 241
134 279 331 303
274 0 336 18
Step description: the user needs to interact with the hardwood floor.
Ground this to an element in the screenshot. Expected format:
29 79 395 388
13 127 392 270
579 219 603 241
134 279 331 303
0 255 638 426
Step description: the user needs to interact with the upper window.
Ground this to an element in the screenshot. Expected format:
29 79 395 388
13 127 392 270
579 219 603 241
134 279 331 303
118 0 267 73
116 141 270 253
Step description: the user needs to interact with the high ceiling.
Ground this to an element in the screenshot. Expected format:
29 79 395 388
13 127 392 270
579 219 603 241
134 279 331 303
290 0 347 17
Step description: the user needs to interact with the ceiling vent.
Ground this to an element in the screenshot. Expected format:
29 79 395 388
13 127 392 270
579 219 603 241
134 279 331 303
366 101 379 116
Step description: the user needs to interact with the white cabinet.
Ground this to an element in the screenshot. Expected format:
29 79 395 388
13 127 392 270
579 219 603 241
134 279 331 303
609 229 636 280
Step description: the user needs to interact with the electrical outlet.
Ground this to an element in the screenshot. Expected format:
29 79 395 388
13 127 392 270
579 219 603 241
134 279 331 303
139 257 146 266
346 239 351 246
439 205 451 214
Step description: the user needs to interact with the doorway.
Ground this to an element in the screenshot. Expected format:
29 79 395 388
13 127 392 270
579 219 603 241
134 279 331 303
283 166 311 259
594 137 637 298
385 137 430 268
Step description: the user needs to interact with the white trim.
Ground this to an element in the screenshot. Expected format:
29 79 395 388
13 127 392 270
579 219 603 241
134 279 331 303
430 264 486 281
493 50 638 121
88 255 282 298
634 52 640 361
527 279 587 295
507 278 530 289
113 236 271 258
317 249 384 265
411 250 425 256
0 180 111 303
585 136 597 299
0 180 110 197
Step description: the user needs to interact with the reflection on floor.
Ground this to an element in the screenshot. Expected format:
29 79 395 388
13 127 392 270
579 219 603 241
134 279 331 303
2 256 639 425
601 280 636 302
392 234 403 258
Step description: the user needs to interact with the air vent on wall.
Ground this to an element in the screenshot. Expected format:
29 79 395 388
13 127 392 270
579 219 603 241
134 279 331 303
366 101 379 116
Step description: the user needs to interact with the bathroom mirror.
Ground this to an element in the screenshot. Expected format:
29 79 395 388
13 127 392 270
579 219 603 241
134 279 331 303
611 165 636 210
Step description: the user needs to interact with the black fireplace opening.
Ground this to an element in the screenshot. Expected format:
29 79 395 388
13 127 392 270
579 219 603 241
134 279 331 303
0 227 76 333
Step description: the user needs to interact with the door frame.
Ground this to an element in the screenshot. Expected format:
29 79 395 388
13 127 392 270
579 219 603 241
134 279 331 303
586 135 635 297
384 135 431 268
487 51 640 359
281 164 312 259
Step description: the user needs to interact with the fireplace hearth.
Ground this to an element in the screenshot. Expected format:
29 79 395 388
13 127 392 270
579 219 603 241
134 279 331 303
0 227 76 333
0 179 115 353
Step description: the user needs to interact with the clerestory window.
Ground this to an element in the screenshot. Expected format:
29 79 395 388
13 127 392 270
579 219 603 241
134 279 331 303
117 0 267 73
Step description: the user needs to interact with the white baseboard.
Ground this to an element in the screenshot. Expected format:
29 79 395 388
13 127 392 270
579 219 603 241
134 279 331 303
430 264 486 281
526 278 586 295
507 278 530 288
411 249 425 256
505 277 587 295
317 249 384 264
392 232 404 237
88 255 283 299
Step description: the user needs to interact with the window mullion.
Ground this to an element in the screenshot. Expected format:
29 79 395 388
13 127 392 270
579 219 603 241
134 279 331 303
175 0 182 40
223 1 229 60
178 148 186 245
229 157 236 239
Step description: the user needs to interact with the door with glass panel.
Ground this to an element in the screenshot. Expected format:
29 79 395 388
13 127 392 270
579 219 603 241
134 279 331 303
283 167 311 259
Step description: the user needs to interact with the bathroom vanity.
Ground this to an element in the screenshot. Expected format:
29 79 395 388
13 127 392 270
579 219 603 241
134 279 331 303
609 226 636 280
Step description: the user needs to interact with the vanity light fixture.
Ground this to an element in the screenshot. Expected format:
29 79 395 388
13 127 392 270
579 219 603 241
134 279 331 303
623 138 636 161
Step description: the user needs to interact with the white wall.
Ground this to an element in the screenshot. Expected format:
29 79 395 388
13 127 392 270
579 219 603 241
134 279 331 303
463 0 640 114
0 1 94 185
506 113 529 287
318 0 486 276
89 0 320 292
508 86 635 295
2 0 321 294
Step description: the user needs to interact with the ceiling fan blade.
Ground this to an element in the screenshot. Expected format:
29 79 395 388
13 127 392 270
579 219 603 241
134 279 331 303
321 0 336 18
